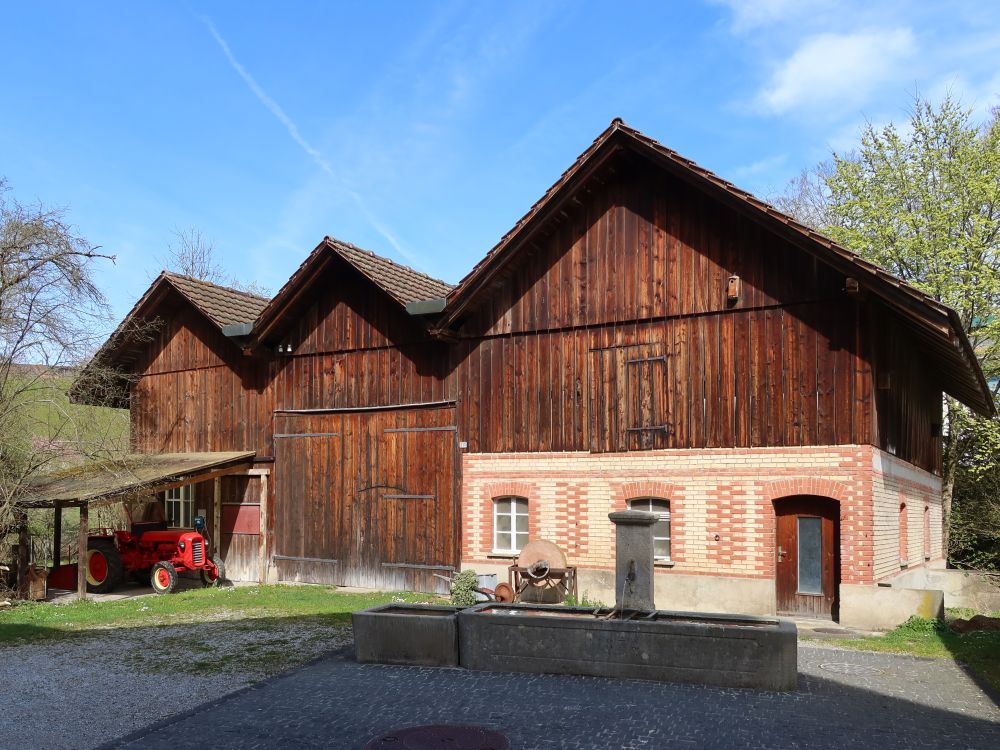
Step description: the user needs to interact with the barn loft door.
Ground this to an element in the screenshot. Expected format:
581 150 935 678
272 405 459 593
774 496 840 620
590 343 670 452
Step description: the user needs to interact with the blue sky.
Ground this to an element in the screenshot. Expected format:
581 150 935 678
3 1 999 331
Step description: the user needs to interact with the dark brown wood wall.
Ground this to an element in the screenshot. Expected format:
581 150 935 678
267 263 451 416
129 294 272 454
450 162 899 463
128 160 942 473
869 304 943 473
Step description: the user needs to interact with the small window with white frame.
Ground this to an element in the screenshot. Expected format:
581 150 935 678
493 496 529 554
164 484 194 529
629 497 671 561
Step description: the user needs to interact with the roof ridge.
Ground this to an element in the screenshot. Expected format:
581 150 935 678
161 270 270 301
325 236 454 291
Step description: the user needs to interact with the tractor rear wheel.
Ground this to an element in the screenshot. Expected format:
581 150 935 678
200 556 226 587
150 562 179 594
85 541 124 594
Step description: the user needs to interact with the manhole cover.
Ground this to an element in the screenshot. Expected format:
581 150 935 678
365 725 509 750
819 662 886 677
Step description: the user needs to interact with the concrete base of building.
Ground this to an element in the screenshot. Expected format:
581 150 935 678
839 584 944 630
890 566 1000 612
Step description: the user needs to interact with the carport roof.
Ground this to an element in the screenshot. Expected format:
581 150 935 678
21 451 256 508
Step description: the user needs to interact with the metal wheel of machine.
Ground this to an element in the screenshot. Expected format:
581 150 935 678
85 541 124 594
200 555 226 587
150 561 179 594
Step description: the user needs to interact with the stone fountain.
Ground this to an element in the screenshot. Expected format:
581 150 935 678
354 510 797 690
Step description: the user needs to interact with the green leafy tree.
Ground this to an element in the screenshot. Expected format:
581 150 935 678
777 96 1000 561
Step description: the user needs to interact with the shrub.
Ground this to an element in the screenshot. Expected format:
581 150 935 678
451 570 479 607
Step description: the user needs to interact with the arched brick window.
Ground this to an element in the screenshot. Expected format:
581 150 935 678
923 505 931 560
628 498 671 561
899 502 909 566
493 496 529 554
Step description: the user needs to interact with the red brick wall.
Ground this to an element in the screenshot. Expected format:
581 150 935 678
461 446 942 587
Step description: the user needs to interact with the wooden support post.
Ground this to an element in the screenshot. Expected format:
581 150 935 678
53 505 63 567
213 477 222 556
77 504 88 601
258 472 269 584
16 511 29 600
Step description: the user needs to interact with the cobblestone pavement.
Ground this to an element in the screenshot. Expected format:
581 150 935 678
104 646 999 750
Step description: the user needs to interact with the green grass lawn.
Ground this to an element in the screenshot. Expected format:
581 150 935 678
831 610 1000 694
0 585 435 644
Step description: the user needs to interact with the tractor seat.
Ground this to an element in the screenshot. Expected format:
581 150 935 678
130 520 168 537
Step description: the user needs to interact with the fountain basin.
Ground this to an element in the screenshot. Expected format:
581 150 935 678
352 603 461 667
457 603 797 690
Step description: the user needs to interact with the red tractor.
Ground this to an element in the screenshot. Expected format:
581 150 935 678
84 518 225 594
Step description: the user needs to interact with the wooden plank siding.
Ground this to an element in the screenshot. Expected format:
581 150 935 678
447 161 935 465
129 158 943 479
271 405 459 592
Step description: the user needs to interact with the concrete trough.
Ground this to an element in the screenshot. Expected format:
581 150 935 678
458 603 797 691
352 603 461 667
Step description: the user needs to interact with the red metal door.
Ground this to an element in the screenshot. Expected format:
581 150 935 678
775 497 839 619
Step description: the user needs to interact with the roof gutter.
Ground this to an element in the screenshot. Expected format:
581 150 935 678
405 298 447 316
222 322 254 338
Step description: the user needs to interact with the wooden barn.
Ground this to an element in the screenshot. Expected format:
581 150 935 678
82 119 992 626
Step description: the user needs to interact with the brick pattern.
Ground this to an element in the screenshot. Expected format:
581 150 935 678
870 451 943 582
462 445 942 587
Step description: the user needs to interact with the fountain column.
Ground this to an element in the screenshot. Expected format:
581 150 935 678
608 509 657 611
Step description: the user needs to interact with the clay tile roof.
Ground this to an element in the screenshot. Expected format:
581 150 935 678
163 272 269 328
328 238 453 305
253 237 453 341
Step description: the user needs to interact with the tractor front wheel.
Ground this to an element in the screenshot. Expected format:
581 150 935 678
150 562 179 594
200 555 226 587
85 541 124 594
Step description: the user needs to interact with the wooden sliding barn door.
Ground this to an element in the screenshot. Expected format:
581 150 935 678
272 405 459 594
774 496 840 619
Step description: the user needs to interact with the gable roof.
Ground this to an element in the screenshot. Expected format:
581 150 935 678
437 118 994 417
99 271 268 365
72 273 269 406
253 236 452 342
162 272 269 328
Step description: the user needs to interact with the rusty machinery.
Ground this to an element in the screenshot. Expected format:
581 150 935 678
507 540 578 604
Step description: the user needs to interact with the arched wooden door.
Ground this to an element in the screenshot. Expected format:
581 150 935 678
774 496 840 620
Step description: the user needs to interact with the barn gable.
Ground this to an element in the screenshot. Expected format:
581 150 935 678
253 236 452 348
73 272 268 408
439 119 992 418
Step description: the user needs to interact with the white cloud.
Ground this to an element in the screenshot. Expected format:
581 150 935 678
757 28 915 115
711 0 834 32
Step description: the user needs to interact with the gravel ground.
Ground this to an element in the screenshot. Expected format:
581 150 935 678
0 617 353 750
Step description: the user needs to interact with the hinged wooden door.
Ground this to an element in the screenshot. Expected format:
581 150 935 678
775 496 839 619
590 343 671 451
272 405 459 593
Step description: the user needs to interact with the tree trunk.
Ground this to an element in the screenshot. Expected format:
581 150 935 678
941 399 962 562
